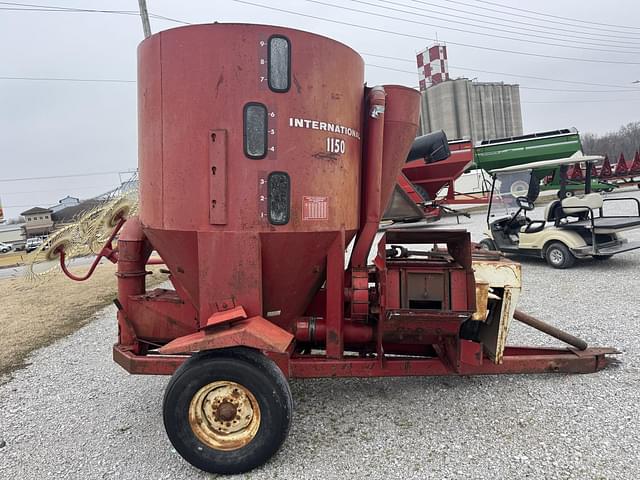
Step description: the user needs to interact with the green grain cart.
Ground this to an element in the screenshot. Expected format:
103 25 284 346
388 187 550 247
473 128 614 196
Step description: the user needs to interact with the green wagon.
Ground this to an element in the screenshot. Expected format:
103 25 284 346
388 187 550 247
472 128 614 196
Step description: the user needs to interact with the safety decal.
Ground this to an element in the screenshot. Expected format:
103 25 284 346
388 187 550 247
302 196 328 220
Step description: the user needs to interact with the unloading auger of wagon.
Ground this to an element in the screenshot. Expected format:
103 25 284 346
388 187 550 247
56 23 618 475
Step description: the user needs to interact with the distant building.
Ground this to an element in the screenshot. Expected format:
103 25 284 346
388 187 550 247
18 195 101 239
418 77 523 142
20 206 54 238
16 176 138 240
50 195 80 213
0 223 25 244
51 199 101 225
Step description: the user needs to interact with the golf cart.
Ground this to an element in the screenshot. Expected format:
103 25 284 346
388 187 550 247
479 155 640 268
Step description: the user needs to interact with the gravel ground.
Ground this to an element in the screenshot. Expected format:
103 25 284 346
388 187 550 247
1 189 639 480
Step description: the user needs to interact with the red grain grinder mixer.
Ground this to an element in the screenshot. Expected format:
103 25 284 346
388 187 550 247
60 23 616 475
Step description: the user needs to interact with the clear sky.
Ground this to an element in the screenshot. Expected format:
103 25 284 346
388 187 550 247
1 0 639 220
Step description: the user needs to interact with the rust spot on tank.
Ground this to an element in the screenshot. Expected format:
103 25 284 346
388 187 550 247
293 74 302 94
331 92 343 100
215 74 224 97
312 152 338 161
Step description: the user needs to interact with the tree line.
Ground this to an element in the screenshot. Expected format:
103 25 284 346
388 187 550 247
582 122 640 161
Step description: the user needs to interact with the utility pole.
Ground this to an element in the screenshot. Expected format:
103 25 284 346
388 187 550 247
138 0 152 38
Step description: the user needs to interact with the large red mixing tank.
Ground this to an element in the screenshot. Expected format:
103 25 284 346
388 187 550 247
137 24 418 332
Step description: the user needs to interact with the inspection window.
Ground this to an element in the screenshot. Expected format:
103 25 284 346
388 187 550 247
268 35 290 93
267 171 290 225
243 102 268 159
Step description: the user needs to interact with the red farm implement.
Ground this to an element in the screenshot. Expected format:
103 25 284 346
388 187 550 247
55 24 617 475
397 138 476 220
597 152 640 189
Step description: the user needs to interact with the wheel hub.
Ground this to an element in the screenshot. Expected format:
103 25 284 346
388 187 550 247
216 401 237 422
550 249 564 264
189 381 261 451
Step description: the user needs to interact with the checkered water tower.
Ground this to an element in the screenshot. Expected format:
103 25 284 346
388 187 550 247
417 44 449 91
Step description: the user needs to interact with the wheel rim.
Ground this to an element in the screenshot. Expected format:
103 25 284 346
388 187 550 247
549 248 564 265
189 381 261 451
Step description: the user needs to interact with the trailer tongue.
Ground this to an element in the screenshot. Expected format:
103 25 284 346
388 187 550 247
54 24 617 475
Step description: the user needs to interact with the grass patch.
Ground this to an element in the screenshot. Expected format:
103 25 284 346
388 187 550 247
0 263 166 378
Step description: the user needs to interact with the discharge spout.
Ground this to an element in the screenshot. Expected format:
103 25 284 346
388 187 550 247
406 130 451 163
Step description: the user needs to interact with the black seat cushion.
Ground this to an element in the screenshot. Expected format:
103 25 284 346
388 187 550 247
522 220 546 234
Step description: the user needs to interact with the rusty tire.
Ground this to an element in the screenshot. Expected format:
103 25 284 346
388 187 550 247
163 347 292 474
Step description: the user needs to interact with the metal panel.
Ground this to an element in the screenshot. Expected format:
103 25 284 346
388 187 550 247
138 33 163 227
209 129 227 225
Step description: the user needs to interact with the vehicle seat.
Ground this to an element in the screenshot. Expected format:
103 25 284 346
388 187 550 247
544 200 561 222
520 220 546 234
561 192 603 215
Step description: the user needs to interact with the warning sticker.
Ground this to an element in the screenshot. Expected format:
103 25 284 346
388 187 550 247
302 196 328 220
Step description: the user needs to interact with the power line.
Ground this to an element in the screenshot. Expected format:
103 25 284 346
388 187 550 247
230 0 640 65
348 0 640 52
0 1 134 10
0 1 140 15
1 184 119 195
0 1 190 26
3 1 639 98
362 52 640 90
0 171 136 183
406 0 640 40
302 0 639 55
148 12 190 25
0 75 135 83
6 0 640 67
381 0 640 45
455 0 640 31
0 6 141 17
365 63 640 93
1 56 638 96
3 204 57 208
5 66 639 94
523 99 640 104
435 0 640 37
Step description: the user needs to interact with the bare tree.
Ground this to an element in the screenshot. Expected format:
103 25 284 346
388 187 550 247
582 122 640 162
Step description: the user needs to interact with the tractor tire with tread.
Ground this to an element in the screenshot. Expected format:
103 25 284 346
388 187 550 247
163 347 293 475
544 241 576 269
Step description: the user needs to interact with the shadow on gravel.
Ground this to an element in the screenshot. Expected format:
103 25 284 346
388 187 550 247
501 253 637 271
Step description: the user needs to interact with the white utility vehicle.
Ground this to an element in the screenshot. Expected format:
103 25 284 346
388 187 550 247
479 156 640 268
